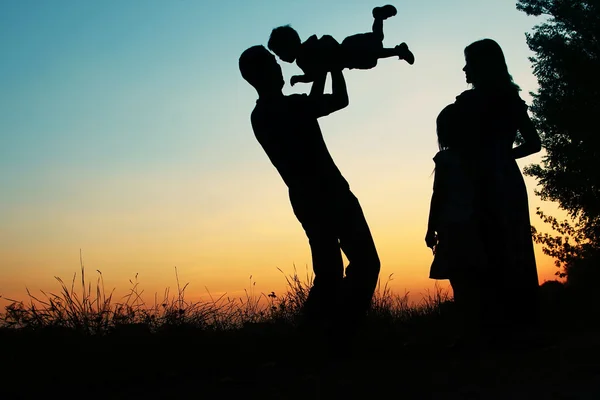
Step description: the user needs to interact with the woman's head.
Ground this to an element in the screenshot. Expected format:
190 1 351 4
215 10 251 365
463 39 520 91
436 104 460 150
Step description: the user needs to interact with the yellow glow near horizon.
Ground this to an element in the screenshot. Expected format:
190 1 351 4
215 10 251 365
0 1 568 307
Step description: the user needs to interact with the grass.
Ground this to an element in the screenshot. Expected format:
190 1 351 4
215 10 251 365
1 261 600 400
0 261 449 334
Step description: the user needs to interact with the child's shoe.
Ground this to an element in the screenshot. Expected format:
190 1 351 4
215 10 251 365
396 42 415 65
372 4 397 20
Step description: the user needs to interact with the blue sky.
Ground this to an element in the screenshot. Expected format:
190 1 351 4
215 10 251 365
0 1 560 301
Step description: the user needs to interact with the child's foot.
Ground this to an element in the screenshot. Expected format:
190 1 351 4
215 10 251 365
372 5 397 20
396 42 414 65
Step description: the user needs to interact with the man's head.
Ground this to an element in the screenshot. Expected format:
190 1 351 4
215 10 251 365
239 45 284 95
267 25 301 63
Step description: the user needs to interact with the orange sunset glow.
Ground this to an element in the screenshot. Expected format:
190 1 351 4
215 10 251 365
0 1 565 307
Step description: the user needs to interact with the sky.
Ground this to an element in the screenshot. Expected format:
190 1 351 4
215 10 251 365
0 0 566 305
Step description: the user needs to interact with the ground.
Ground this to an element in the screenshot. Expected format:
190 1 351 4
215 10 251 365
2 317 600 399
1 279 599 399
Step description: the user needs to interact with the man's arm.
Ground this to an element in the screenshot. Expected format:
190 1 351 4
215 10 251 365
308 71 326 98
310 68 349 118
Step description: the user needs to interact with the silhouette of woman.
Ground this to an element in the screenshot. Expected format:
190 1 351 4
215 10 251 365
427 38 542 346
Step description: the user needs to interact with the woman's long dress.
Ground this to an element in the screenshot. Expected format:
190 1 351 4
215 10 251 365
454 88 540 327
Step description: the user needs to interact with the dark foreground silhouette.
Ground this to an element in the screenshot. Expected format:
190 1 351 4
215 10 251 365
268 4 414 87
1 280 600 400
425 39 542 347
239 46 380 336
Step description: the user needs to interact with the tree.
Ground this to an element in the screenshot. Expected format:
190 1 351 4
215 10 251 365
517 0 600 283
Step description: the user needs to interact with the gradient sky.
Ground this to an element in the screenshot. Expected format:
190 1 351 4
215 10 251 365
0 0 566 304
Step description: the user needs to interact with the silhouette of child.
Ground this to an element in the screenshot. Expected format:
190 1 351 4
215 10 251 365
426 104 487 280
267 5 415 86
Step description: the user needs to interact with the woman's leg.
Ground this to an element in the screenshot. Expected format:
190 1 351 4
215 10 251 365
450 271 485 343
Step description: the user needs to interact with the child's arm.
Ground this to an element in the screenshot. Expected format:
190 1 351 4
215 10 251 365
425 192 439 250
290 73 315 86
293 41 319 87
425 169 441 251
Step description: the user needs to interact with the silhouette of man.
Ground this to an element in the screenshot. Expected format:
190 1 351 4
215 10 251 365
239 45 381 333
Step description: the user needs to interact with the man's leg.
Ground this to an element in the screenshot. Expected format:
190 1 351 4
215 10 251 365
302 231 344 323
291 197 344 327
336 192 381 327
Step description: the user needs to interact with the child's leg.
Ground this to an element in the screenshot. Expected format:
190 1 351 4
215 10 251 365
372 18 384 42
374 43 415 65
372 5 397 21
371 5 397 42
376 48 399 59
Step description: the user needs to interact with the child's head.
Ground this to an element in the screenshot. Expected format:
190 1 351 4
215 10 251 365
268 25 301 63
436 104 459 151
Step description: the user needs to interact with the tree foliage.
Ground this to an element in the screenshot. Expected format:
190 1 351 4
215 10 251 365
517 0 600 282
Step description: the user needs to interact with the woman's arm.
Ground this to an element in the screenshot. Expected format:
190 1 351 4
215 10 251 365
512 105 542 159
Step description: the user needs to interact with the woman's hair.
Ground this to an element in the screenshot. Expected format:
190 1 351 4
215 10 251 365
436 104 459 151
464 39 520 92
